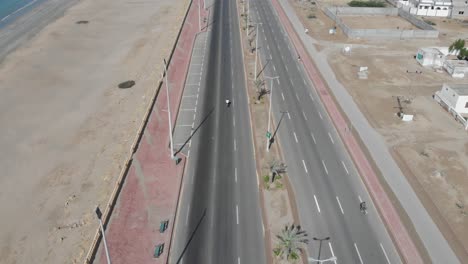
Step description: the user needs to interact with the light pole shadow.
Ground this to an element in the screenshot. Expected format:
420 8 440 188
268 111 287 149
175 208 207 264
174 108 215 156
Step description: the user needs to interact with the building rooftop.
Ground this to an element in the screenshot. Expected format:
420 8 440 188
447 83 468 95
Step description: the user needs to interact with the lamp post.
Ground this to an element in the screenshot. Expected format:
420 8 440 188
265 75 279 152
163 59 175 159
254 23 263 81
312 237 330 264
95 206 111 264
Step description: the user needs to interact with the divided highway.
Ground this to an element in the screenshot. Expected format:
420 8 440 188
170 0 266 263
249 0 402 262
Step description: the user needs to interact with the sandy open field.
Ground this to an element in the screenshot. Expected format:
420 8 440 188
290 0 468 260
0 0 189 263
340 15 417 29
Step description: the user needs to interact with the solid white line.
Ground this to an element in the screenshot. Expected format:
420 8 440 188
336 196 344 214
178 124 193 127
314 195 321 213
234 140 237 151
341 161 349 175
302 111 308 121
181 108 197 111
302 160 308 173
281 92 285 101
354 243 364 264
186 204 190 225
293 132 298 143
236 205 239 225
322 160 328 174
235 168 238 183
329 242 337 264
319 112 323 119
328 132 334 144
287 112 291 119
380 243 391 264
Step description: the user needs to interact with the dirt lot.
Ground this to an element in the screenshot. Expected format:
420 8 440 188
0 0 188 263
340 15 417 29
291 0 468 260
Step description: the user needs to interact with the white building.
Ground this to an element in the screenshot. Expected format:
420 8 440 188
443 60 468 78
399 0 452 17
452 0 468 18
435 83 468 114
416 47 446 67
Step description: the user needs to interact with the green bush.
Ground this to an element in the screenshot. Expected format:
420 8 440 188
348 0 386 7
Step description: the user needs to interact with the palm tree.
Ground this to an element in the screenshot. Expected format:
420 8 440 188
449 39 466 59
268 159 287 183
274 224 309 261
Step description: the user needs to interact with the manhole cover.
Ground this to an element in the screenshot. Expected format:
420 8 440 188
118 80 136 89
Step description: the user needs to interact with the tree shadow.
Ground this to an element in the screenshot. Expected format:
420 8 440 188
175 208 207 264
174 107 215 156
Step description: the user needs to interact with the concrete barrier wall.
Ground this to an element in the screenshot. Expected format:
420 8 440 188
324 6 439 39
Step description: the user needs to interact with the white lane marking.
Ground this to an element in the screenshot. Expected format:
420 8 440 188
336 196 344 214
311 133 316 144
281 92 285 101
314 195 321 213
358 195 363 203
235 168 238 183
287 112 291 119
262 223 265 236
233 118 236 127
341 161 349 175
322 160 329 174
303 78 307 86
302 111 308 121
329 242 337 264
234 139 237 151
285 65 289 72
318 112 323 119
354 243 364 264
328 132 334 144
380 243 391 264
181 108 197 111
269 53 272 59
178 124 193 127
186 204 190 225
293 132 298 143
238 257 241 264
257 173 260 187
267 44 270 51
295 93 300 101
277 78 280 85
236 205 239 225
302 160 308 173
273 65 276 72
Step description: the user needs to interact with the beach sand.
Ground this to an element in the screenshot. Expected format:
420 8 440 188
0 0 189 263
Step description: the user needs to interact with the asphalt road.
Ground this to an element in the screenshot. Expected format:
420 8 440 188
249 0 402 262
170 0 266 263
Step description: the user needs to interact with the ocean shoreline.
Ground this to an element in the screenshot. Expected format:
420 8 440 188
0 0 79 63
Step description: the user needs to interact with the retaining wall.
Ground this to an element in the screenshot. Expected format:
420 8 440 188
324 6 439 39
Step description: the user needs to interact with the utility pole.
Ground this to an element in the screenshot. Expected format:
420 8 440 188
312 237 331 264
254 23 263 80
265 75 279 152
163 59 175 159
95 206 111 264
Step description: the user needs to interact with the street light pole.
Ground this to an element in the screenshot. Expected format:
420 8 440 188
163 59 175 159
95 206 111 264
313 237 331 264
254 23 263 80
265 75 279 152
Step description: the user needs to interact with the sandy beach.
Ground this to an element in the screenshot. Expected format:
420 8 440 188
0 0 189 262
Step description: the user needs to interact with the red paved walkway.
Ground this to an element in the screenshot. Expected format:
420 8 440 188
99 1 208 263
270 0 423 263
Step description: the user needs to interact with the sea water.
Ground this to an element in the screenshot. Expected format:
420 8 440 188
0 0 44 25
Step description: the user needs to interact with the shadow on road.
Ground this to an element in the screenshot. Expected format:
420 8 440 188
268 111 287 149
175 108 215 156
175 208 207 264
257 59 270 79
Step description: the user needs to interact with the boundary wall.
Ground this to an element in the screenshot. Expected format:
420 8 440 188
324 7 439 38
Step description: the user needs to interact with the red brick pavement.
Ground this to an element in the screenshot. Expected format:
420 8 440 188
270 0 423 263
99 1 208 263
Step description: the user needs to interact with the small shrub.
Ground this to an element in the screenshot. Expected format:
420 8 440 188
263 175 270 184
307 13 316 19
275 182 284 189
423 19 436 26
348 0 386 7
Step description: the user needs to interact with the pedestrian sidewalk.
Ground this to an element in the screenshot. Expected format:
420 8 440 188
95 0 209 263
268 0 445 263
